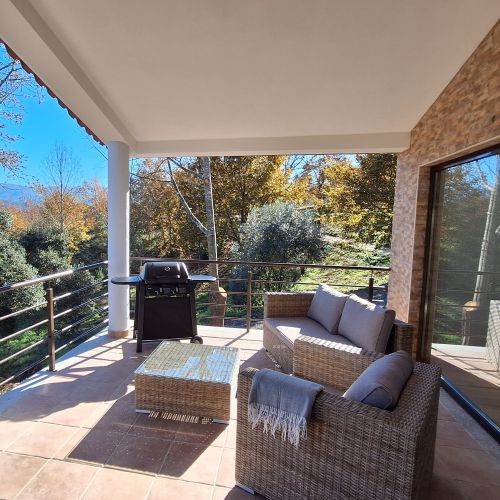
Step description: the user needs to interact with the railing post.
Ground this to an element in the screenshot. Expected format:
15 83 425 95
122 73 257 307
46 288 56 371
246 271 253 332
368 276 374 303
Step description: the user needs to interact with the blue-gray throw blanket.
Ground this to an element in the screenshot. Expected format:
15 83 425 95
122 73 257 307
248 369 323 448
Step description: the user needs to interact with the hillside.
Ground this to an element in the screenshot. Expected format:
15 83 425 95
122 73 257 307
0 184 40 207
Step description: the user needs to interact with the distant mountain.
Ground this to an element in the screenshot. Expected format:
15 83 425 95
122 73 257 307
0 183 40 207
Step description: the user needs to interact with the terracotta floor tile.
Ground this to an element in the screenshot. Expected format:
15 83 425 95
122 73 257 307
436 420 482 449
148 477 213 500
161 443 222 484
210 425 228 447
7 422 80 459
216 448 236 488
41 400 110 428
458 480 500 500
68 428 124 465
15 459 98 500
213 486 266 500
435 446 500 485
65 380 122 402
0 420 31 450
175 421 226 446
83 467 154 500
17 375 79 399
109 381 135 402
1 394 59 421
2 328 499 500
107 434 171 474
0 452 47 499
130 413 180 440
92 398 137 433
225 423 236 449
53 427 89 460
429 475 467 500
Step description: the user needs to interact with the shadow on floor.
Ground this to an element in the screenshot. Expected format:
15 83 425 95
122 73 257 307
68 392 226 475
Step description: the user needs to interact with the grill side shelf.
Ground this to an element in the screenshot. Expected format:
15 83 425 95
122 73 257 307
111 275 143 286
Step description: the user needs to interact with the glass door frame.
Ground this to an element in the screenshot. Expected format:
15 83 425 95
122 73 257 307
420 144 500 441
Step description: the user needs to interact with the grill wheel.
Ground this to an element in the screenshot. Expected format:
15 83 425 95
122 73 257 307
190 336 203 344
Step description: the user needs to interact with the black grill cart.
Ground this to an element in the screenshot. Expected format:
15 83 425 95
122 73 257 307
111 261 216 352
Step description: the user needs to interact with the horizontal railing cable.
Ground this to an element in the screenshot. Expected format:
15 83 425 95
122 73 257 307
55 306 109 335
0 337 47 367
54 317 109 355
0 318 49 344
52 279 107 303
53 292 109 320
132 257 390 272
0 261 108 295
0 300 48 323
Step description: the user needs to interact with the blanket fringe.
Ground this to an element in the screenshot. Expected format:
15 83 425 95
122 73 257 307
248 402 307 448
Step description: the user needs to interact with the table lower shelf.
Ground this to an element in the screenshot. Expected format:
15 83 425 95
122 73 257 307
135 373 234 423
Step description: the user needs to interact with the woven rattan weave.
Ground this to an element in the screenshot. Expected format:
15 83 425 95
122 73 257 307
263 291 416 374
236 351 441 500
135 342 239 423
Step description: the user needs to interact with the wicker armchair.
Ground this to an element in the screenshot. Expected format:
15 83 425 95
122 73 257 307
236 337 441 500
263 291 415 373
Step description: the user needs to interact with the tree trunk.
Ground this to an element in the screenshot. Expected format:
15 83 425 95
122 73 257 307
201 157 225 326
201 157 218 280
473 157 500 303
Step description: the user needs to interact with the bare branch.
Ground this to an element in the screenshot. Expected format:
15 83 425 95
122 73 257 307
167 156 202 179
167 159 207 234
476 160 494 193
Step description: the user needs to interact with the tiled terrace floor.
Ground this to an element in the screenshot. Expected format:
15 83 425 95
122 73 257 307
0 326 499 500
431 343 500 425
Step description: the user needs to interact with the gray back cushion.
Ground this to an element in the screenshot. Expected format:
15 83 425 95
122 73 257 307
343 351 414 410
307 284 348 334
338 294 395 352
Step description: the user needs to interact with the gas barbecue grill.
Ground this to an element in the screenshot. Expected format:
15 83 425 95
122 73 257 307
111 261 216 352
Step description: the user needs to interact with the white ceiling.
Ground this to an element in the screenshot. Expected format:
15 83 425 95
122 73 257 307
1 0 499 156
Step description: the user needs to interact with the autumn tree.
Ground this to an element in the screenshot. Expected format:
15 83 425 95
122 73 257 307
209 156 309 249
351 154 397 246
311 154 397 247
130 155 304 259
33 144 92 253
74 179 108 263
130 160 187 257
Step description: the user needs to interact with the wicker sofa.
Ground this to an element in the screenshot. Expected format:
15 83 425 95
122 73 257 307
236 336 441 500
264 291 415 373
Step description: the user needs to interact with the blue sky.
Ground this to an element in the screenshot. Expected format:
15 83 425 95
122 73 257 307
1 84 108 187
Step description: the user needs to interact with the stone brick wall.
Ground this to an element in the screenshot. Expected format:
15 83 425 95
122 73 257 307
388 20 500 360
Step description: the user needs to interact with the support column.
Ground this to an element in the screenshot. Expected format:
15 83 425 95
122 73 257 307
107 141 130 338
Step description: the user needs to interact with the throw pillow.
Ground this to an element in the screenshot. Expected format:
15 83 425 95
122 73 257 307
338 294 395 352
343 351 414 410
307 284 348 334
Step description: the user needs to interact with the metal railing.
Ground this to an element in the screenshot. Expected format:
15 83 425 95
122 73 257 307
0 261 108 387
0 257 390 386
131 257 391 331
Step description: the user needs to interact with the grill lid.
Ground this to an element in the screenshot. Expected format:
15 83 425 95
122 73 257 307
141 262 190 284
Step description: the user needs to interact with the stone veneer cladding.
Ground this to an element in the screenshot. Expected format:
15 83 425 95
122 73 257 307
388 20 500 360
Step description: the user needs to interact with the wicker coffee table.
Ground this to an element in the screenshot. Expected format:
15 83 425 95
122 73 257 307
135 341 239 424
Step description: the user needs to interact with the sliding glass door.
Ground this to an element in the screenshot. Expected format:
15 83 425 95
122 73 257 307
425 148 500 429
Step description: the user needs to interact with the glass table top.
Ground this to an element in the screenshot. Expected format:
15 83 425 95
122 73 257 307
135 341 239 384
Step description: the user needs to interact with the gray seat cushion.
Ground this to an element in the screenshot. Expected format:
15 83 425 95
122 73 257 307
265 317 360 351
307 284 348 334
343 351 414 410
338 294 395 352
